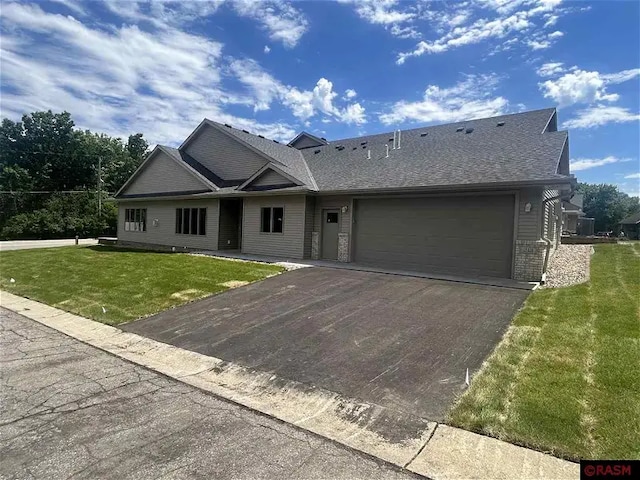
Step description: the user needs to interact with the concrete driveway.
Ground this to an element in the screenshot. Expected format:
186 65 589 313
123 268 529 421
0 238 98 251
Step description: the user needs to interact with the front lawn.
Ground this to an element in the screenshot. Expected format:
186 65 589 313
0 246 284 325
448 243 640 460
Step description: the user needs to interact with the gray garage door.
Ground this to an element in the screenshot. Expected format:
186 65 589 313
354 195 515 278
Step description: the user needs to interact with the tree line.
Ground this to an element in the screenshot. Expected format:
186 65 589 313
0 111 147 239
0 110 638 240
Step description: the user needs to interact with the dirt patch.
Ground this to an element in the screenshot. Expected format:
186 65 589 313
170 289 205 301
219 280 249 289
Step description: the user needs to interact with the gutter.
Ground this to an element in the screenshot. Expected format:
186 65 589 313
540 186 576 283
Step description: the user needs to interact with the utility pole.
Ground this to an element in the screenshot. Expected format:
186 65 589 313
98 156 102 216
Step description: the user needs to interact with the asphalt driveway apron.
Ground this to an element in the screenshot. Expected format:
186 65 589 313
123 267 528 421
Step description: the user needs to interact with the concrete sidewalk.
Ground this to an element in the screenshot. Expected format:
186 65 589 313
0 238 98 251
1 291 579 480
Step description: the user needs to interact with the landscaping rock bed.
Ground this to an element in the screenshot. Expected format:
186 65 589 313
542 244 593 288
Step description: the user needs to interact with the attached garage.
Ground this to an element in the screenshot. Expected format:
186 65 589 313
353 194 515 278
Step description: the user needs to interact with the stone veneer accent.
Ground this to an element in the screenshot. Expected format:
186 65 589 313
513 239 547 281
311 232 320 260
338 233 349 263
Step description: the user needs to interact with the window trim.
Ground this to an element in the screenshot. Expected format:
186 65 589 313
260 206 285 234
124 208 147 232
175 207 207 236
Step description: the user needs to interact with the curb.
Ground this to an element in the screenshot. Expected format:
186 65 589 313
1 291 579 480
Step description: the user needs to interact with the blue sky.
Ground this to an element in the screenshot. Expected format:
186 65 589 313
1 0 639 196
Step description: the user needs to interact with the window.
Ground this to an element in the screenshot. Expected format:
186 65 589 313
260 207 284 233
175 207 206 235
326 212 338 223
124 208 146 232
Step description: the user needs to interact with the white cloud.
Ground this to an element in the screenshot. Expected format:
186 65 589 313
570 156 631 171
563 105 640 129
343 89 357 100
0 2 296 144
396 0 566 63
624 173 640 179
264 45 271 54
602 68 640 84
540 69 626 107
340 0 420 38
379 74 508 125
102 0 225 28
232 0 308 48
229 59 365 124
340 103 366 125
537 61 565 77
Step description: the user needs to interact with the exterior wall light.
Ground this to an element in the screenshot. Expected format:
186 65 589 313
524 203 532 213
341 206 348 213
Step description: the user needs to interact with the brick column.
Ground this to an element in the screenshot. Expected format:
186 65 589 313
338 233 349 262
513 240 547 281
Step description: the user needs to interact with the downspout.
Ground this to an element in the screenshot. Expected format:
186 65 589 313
540 186 575 283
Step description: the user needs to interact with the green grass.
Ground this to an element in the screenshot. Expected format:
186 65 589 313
448 243 640 460
0 246 284 325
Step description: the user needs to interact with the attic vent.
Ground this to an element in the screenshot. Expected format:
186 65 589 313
258 135 265 138
321 137 327 141
389 137 394 142
465 128 474 134
362 145 366 149
314 149 321 154
242 129 249 134
337 146 345 151
273 139 280 143
224 123 232 128
497 121 505 127
352 146 357 150
456 127 464 132
360 141 367 145
420 132 428 137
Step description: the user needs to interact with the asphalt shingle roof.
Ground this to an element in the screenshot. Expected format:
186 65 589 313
620 211 640 224
159 108 571 195
301 108 570 191
206 120 317 189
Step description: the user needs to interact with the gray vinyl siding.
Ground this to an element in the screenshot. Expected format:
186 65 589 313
242 195 306 258
252 169 291 187
185 124 268 181
303 196 315 258
122 151 206 195
118 199 219 250
516 188 543 241
313 195 352 235
291 136 324 149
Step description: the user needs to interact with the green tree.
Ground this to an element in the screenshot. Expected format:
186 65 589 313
578 183 639 232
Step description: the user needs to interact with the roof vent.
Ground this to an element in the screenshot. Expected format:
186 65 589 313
314 149 320 154
321 137 327 141
389 137 394 142
360 141 367 145
465 128 474 134
242 129 249 134
456 127 464 132
258 134 265 138
497 121 505 127
352 146 357 150
273 139 279 143
420 132 428 137
224 123 232 128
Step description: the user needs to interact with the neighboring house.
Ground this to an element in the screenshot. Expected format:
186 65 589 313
620 212 640 239
114 108 574 282
562 193 584 234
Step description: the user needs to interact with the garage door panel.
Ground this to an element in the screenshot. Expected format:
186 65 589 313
354 195 514 278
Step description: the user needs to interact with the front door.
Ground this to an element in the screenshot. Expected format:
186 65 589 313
322 209 340 260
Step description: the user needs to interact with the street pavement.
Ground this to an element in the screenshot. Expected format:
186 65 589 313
0 308 418 480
